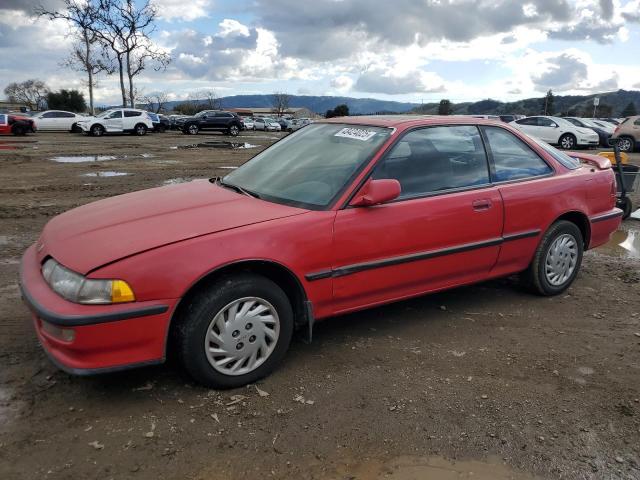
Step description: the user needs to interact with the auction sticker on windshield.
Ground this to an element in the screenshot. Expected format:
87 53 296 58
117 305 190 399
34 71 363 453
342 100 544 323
334 127 377 141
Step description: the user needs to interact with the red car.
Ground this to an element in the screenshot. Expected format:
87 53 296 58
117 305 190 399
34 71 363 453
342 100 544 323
20 117 621 388
0 113 36 135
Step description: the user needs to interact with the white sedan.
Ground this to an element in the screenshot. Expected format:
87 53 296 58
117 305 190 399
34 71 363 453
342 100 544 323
253 117 281 131
510 115 599 149
32 110 89 132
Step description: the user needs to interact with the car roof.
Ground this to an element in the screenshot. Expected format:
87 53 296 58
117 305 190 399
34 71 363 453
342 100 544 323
321 115 506 129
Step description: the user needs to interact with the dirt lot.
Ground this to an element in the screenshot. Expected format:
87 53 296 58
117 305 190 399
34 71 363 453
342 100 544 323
0 131 639 480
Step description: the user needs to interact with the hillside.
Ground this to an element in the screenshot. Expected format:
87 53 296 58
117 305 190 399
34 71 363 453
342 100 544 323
412 89 640 117
164 94 420 115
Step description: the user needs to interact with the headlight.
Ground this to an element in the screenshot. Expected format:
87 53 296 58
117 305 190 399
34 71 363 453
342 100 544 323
41 258 135 304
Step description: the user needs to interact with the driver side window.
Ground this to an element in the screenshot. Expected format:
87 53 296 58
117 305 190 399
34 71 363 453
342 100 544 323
372 125 490 199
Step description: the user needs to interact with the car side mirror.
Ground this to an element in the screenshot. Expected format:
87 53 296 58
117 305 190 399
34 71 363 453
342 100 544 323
350 179 401 207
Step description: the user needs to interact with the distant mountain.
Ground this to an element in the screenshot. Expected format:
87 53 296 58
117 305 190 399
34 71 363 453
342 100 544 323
163 94 421 115
412 89 640 117
159 89 639 117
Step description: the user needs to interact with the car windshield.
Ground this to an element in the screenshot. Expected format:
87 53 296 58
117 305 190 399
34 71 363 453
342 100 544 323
222 123 393 208
96 110 112 118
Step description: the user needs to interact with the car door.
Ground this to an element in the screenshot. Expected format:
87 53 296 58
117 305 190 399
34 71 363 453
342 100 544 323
331 125 504 313
536 117 560 143
480 126 555 274
104 110 123 132
36 112 57 130
57 112 76 130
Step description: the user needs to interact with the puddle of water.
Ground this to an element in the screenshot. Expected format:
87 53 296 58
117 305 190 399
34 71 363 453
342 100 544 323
51 155 117 163
327 456 538 480
163 178 191 185
218 166 238 170
595 228 640 259
50 153 152 163
177 141 258 150
82 171 129 177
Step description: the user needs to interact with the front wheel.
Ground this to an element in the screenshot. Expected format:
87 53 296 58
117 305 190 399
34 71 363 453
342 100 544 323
525 221 583 296
618 136 635 153
176 274 294 388
90 124 104 137
12 125 26 136
186 124 199 135
558 133 576 150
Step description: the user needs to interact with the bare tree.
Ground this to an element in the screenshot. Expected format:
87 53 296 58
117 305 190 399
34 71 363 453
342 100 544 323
4 80 49 110
37 0 110 114
143 91 169 113
95 0 170 108
272 92 291 117
198 90 221 110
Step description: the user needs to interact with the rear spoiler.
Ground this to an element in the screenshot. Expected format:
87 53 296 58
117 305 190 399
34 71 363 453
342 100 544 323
567 151 611 170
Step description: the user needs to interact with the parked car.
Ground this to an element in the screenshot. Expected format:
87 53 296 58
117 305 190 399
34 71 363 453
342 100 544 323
563 117 611 147
76 109 154 136
178 110 243 136
510 116 599 149
275 117 290 131
470 115 501 121
20 116 621 388
253 117 281 131
288 119 307 132
242 118 254 130
598 118 621 126
167 115 188 130
588 119 616 134
611 115 640 152
147 113 171 133
499 114 524 123
0 113 36 135
32 110 89 132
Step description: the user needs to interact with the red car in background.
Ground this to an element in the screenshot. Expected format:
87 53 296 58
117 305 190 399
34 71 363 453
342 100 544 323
20 116 621 388
0 113 36 135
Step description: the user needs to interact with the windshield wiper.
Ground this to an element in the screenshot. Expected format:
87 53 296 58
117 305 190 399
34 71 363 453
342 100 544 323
217 178 260 199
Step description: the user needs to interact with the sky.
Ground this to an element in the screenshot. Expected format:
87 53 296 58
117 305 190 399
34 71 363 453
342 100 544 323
1 0 639 106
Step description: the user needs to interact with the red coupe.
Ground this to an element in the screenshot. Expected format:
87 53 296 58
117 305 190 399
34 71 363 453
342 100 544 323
0 113 36 135
20 116 622 388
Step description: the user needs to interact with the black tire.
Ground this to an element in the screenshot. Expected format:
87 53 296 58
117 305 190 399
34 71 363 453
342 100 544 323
619 197 632 219
90 124 104 137
133 123 147 136
12 125 26 136
185 124 199 135
618 136 635 153
228 124 240 137
558 133 576 150
525 220 583 296
176 274 294 389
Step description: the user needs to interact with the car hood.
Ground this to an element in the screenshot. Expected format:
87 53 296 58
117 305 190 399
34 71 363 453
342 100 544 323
39 180 307 274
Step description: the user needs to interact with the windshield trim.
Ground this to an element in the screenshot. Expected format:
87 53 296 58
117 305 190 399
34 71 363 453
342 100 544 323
222 122 395 211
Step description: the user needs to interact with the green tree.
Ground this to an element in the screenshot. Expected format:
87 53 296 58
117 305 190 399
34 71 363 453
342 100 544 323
542 89 554 115
621 101 637 117
438 99 452 115
46 89 87 112
325 104 349 118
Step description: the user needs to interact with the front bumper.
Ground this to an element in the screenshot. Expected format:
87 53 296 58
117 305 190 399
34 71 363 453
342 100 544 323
20 245 176 374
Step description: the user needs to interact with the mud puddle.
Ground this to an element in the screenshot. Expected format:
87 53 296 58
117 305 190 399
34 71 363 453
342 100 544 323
177 141 258 150
50 153 154 163
82 171 129 177
595 227 640 258
325 455 539 480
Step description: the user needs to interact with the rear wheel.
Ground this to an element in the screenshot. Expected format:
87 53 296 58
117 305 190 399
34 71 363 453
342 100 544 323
12 125 26 136
559 133 576 150
618 136 635 153
525 221 583 296
228 124 240 137
90 124 104 137
134 123 147 136
176 274 294 388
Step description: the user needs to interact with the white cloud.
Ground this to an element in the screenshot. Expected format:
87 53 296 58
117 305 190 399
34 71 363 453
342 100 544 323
152 0 212 21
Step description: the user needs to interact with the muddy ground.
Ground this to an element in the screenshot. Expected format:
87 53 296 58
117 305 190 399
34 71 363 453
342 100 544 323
0 130 639 480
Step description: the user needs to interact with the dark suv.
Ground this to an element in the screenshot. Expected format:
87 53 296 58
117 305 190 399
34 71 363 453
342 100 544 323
179 110 243 136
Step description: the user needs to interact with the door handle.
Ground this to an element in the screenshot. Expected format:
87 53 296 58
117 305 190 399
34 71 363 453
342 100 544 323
472 199 492 211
